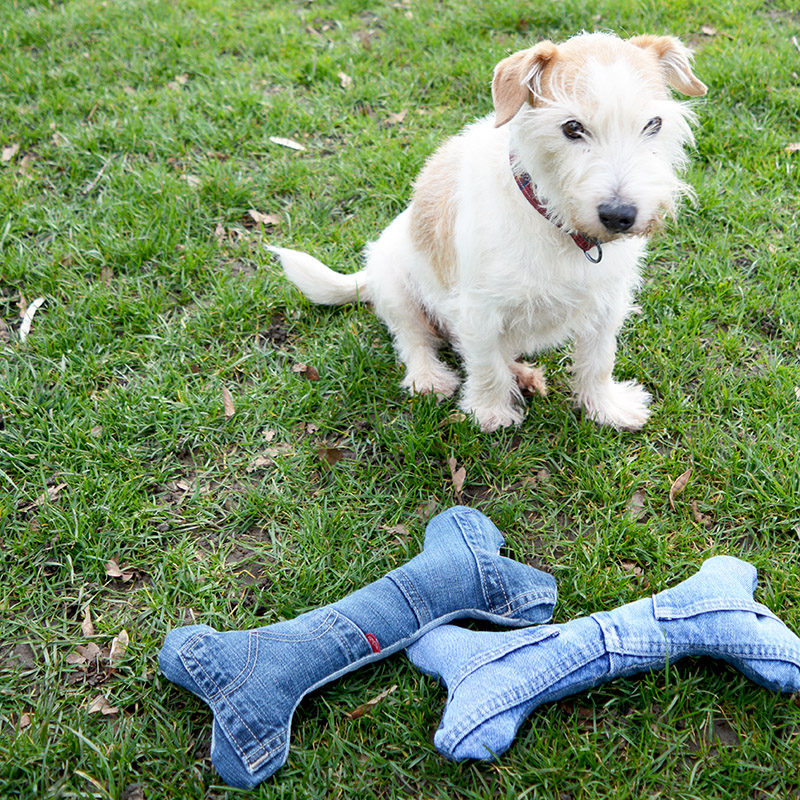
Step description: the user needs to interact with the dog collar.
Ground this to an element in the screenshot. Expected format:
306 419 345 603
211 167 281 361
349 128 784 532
509 152 603 263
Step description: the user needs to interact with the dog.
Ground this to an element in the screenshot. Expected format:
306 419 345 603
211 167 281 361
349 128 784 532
269 32 706 431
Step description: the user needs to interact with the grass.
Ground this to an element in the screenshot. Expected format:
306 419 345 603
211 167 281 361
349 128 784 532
1 0 799 797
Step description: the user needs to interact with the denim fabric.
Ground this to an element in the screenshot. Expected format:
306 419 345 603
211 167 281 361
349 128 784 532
158 506 557 788
407 555 800 762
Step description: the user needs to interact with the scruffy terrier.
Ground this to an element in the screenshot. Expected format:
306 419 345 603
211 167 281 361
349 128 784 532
270 32 706 431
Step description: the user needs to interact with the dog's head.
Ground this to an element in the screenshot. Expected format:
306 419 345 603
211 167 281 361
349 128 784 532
493 32 706 242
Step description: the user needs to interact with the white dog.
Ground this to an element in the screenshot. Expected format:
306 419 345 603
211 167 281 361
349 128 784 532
270 32 706 431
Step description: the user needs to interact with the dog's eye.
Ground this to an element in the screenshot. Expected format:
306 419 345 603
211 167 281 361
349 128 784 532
562 120 586 140
643 117 662 136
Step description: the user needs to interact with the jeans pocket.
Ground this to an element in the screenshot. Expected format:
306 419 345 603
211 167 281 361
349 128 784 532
652 594 781 623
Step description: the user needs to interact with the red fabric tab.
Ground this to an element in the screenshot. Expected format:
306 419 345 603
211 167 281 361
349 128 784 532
365 633 381 653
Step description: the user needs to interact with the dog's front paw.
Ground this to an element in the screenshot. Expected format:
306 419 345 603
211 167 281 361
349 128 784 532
461 398 525 432
578 380 651 431
401 364 461 398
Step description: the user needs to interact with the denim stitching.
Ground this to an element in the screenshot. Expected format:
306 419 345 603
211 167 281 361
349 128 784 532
455 510 496 611
450 627 560 694
443 642 609 749
388 570 429 626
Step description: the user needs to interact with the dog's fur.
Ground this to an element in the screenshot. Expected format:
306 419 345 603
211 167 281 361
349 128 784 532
270 32 706 431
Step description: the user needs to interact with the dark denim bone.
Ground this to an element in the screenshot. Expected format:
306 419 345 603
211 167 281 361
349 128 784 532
407 555 800 762
158 506 557 788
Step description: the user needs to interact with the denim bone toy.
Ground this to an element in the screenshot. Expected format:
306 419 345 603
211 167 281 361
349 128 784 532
406 555 800 762
158 507 557 788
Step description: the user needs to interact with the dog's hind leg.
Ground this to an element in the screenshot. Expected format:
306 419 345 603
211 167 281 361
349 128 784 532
366 218 461 398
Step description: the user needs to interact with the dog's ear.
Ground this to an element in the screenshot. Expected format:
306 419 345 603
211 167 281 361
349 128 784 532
630 35 707 96
492 41 559 127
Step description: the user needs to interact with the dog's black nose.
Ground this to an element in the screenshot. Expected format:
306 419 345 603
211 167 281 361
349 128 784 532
598 203 637 233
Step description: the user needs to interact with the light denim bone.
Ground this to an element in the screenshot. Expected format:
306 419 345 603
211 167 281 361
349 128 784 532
406 555 800 762
158 506 557 788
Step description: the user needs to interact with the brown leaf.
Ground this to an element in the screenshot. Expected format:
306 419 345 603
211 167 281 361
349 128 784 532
627 489 646 521
291 362 320 380
669 468 693 510
786 142 800 154
701 25 718 36
18 712 32 730
76 643 102 661
691 501 714 529
263 429 276 442
346 683 397 719
214 222 227 244
87 694 118 716
2 143 20 162
167 73 189 90
222 386 235 418
109 629 129 666
318 447 345 467
621 560 643 576
81 607 94 638
447 457 466 496
338 71 353 89
105 556 135 582
246 209 281 227
385 110 408 126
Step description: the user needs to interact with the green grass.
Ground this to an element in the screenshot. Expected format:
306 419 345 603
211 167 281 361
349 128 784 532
1 0 800 797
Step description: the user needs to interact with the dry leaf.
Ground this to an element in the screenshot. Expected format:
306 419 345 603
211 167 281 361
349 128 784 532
88 694 118 716
77 643 102 661
669 468 693 510
346 684 397 719
621 560 643 576
109 629 129 666
445 411 467 424
291 362 320 380
627 489 646 521
2 143 20 162
18 713 32 730
222 386 235 418
214 223 227 244
691 501 714 529
90 425 103 438
81 607 94 638
105 556 135 582
263 429 276 442
246 209 281 227
269 136 306 151
318 447 345 467
701 25 718 36
247 453 275 472
180 174 202 188
19 296 45 342
385 110 408 126
785 143 800 154
795 387 800 402
447 457 466 496
338 71 353 89
167 73 189 90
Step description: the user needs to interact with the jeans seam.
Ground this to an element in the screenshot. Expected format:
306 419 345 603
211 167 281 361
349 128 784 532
456 509 501 612
388 570 429 626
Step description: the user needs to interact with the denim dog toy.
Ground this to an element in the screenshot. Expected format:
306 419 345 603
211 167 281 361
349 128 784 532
407 555 800 762
158 506 557 787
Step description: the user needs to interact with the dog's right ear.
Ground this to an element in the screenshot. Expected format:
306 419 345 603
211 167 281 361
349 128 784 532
492 41 558 128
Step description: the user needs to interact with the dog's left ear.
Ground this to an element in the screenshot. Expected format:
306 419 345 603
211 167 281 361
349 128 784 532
492 41 559 127
630 35 707 96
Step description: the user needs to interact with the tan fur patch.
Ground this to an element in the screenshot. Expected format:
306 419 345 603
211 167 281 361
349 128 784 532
538 35 667 103
409 139 460 287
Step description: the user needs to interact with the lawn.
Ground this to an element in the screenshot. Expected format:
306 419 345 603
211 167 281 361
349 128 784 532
1 0 799 798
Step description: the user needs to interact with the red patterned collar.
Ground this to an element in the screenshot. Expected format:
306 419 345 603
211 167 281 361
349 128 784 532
509 152 603 263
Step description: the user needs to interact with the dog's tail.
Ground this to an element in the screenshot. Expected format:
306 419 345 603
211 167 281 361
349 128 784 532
267 245 370 305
